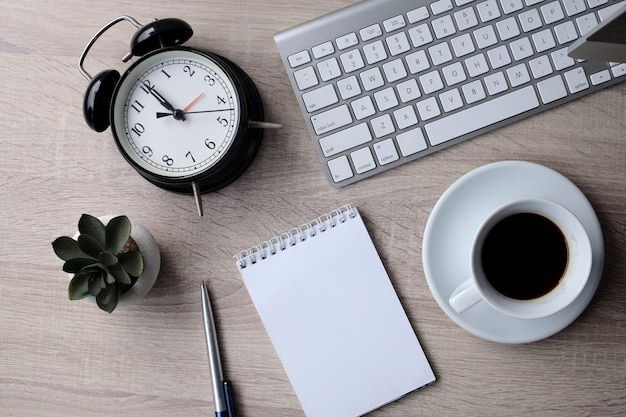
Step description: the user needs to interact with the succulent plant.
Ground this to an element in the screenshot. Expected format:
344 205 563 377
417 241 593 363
52 214 144 313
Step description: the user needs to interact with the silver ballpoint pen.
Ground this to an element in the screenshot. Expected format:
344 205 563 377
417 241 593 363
201 281 235 417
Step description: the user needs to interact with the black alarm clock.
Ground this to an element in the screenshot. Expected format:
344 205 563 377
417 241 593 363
79 16 279 215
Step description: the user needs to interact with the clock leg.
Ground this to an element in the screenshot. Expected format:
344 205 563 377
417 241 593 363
192 182 204 217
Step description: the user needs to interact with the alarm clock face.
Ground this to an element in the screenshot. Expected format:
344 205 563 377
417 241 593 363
110 48 242 179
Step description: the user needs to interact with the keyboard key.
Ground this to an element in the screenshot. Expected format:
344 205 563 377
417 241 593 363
340 50 365 73
327 156 353 182
554 21 578 44
374 87 399 111
363 40 388 64
373 138 399 165
576 13 597 35
350 147 376 174
382 59 408 82
416 96 442 120
302 84 338 113
360 24 383 41
429 42 454 65
451 33 476 57
407 6 430 23
408 24 434 47
419 70 445 94
454 7 479 30
442 62 467 85
337 76 361 100
510 37 534 60
312 42 335 59
484 71 508 95
294 66 319 90
311 105 352 135
431 0 454 15
564 67 589 93
529 55 554 78
488 45 512 69
440 88 464 111
465 53 489 76
317 58 342 81
383 15 406 32
477 0 502 22
611 64 626 77
396 128 428 156
562 0 586 16
288 50 311 68
496 17 521 40
396 79 422 102
506 63 531 87
371 114 396 138
551 47 575 70
432 15 457 39
590 70 611 85
352 96 376 119
462 80 486 103
336 33 359 50
474 25 498 49
360 67 385 91
500 0 524 14
319 123 372 157
532 29 556 52
541 1 565 23
537 75 567 103
393 106 419 129
425 86 539 145
406 50 431 74
519 9 543 32
386 32 411 56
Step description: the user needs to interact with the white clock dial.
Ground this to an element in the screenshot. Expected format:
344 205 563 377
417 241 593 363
111 49 241 178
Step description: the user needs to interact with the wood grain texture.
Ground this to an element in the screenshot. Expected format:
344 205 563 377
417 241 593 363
1 1 625 416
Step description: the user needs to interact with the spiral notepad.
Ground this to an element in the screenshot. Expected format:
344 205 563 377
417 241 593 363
235 205 435 417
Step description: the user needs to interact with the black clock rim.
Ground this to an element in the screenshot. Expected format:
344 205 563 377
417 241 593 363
109 46 264 195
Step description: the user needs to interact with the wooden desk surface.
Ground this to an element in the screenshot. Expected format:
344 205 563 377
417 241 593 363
2 1 625 416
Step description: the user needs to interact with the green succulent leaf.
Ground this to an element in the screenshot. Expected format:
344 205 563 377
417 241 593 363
62 258 98 273
105 216 131 254
78 234 105 258
87 273 106 296
105 272 116 285
98 251 119 267
52 236 89 261
118 251 144 277
96 284 120 313
68 274 90 300
78 214 106 248
108 263 132 285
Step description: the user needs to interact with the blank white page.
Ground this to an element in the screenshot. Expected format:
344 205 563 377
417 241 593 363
236 206 435 417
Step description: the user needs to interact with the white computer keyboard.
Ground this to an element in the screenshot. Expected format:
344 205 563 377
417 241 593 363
275 0 626 187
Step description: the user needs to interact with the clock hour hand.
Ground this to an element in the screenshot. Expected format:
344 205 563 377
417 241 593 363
149 88 186 121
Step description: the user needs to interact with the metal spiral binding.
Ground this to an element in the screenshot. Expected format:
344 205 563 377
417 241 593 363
235 204 356 269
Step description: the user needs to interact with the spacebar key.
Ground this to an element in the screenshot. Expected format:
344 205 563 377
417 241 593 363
425 86 540 146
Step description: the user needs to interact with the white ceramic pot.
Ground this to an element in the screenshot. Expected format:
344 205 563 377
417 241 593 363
72 215 161 308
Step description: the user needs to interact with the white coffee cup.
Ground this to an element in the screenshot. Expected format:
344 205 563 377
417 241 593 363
449 198 593 320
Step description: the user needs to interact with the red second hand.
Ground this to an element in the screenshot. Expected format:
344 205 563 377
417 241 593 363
182 92 205 113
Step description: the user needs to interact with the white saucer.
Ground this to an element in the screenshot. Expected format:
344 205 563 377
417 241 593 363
422 161 604 344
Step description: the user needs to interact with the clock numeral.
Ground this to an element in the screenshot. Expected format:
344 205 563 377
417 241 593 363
162 155 174 166
131 123 145 137
140 80 154 94
205 139 216 149
161 69 172 79
131 100 145 113
204 75 216 86
186 151 196 163
217 116 229 127
183 66 196 77
142 146 153 157
217 96 227 106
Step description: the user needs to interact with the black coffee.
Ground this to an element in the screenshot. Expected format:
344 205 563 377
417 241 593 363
481 213 568 300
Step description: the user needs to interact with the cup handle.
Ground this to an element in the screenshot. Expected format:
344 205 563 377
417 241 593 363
449 279 483 313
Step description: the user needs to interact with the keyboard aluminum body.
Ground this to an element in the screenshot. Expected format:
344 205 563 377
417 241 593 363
275 0 626 187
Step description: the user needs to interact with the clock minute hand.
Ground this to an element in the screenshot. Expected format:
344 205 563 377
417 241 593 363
156 109 235 119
